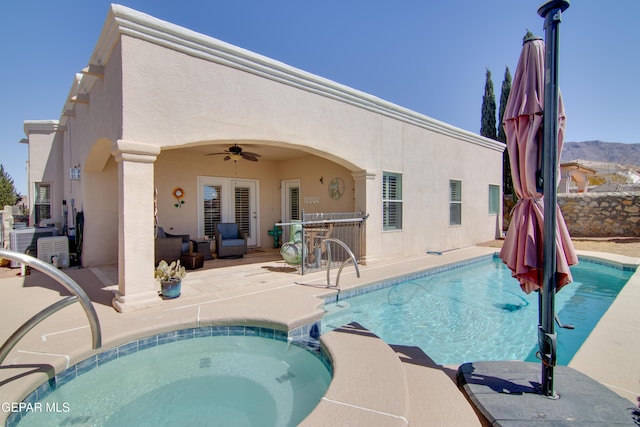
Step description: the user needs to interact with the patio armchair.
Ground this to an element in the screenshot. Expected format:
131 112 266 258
155 226 191 265
214 223 247 258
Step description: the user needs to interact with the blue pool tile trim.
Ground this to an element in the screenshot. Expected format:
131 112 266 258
326 253 637 306
211 325 229 336
328 254 494 304
6 324 331 427
576 254 638 272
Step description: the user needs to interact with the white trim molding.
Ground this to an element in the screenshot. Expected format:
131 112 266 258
81 4 504 154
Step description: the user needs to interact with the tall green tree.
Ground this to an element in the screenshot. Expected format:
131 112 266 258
480 69 497 140
498 67 514 196
0 164 19 207
497 67 511 144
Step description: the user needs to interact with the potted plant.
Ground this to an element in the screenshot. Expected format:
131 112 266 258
155 260 186 299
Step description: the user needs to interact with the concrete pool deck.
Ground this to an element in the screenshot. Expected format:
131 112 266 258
0 246 638 425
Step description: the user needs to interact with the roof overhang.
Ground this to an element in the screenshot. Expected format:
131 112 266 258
23 120 63 136
72 4 504 153
560 162 597 175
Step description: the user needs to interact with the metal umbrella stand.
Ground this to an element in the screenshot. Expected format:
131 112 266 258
458 1 640 421
538 0 570 398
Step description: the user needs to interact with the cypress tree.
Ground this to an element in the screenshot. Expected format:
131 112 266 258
480 69 497 140
498 67 514 196
523 29 536 43
497 67 511 144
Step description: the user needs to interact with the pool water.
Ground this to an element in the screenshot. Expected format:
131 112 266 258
322 257 633 366
17 334 331 427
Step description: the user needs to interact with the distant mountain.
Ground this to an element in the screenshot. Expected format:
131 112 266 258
561 140 640 167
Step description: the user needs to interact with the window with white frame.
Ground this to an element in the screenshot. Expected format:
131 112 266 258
383 172 403 230
35 183 51 225
450 180 462 226
489 184 500 215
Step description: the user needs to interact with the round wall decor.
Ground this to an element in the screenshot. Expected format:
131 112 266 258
328 177 345 200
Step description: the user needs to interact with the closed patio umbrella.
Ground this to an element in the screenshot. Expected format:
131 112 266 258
499 36 576 294
499 0 577 398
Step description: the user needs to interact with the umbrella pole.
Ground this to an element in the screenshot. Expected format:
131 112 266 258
537 0 570 399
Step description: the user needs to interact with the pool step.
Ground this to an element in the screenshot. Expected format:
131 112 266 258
303 323 483 426
392 345 483 426
301 322 410 426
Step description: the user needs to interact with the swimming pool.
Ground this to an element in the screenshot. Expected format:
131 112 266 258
322 256 634 366
13 326 331 427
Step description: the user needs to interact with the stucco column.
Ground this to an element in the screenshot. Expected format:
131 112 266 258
352 170 377 264
111 140 161 312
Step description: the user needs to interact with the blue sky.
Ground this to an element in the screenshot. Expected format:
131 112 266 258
1 1 638 195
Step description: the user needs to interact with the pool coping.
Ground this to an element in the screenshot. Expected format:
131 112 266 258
326 253 495 303
330 251 638 302
568 250 640 404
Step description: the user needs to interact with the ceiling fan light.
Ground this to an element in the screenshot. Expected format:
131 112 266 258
229 153 243 162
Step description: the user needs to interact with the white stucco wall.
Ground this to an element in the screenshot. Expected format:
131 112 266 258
56 40 124 266
115 31 502 262
26 4 503 274
23 121 64 228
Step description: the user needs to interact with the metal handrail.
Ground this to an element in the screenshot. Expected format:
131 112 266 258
276 217 365 227
0 249 102 364
323 238 360 288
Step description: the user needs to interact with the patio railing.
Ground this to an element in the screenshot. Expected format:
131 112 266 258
277 211 367 275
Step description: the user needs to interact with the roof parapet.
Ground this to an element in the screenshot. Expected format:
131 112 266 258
78 4 505 153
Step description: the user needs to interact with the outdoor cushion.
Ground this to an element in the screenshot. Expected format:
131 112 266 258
155 226 191 265
214 223 247 258
221 238 245 247
217 223 239 239
156 227 167 238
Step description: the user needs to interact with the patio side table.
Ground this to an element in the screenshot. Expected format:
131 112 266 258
191 238 214 260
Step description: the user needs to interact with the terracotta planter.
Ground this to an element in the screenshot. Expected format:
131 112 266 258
160 279 181 299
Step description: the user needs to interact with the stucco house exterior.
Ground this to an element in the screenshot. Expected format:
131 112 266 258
22 5 504 312
559 162 597 193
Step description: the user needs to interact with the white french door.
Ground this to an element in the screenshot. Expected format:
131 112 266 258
198 177 259 247
232 179 258 247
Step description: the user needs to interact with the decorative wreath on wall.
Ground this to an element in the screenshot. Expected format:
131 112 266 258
328 177 345 200
172 187 185 208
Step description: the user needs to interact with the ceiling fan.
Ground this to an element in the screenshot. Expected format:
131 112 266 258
206 144 261 162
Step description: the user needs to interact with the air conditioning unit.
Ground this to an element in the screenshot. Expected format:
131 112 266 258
9 226 59 268
37 236 70 268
